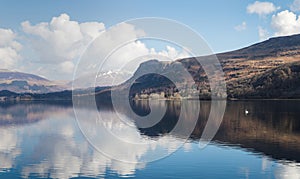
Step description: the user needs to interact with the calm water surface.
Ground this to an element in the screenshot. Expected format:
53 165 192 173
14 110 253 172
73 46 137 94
0 100 300 178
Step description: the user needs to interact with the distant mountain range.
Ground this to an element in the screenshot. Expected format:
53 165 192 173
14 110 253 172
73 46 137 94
0 69 67 93
2 33 300 100
69 70 132 89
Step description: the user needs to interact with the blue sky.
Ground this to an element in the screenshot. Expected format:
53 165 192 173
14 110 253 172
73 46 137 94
0 0 299 80
1 0 297 52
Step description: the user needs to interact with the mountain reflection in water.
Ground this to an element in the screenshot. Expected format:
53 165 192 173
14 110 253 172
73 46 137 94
0 100 299 178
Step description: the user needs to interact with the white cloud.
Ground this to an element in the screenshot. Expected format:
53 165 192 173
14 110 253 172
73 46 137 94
0 128 21 171
0 28 22 69
80 22 106 38
275 163 300 179
271 10 300 36
73 20 191 87
258 26 269 40
21 13 190 81
11 106 186 178
97 41 190 74
59 61 75 74
89 43 190 87
234 22 247 31
291 0 300 12
157 46 190 59
19 13 192 82
21 13 105 79
247 1 279 16
72 40 191 88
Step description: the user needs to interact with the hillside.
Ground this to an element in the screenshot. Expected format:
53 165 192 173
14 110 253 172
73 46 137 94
217 34 300 60
0 70 67 93
121 34 300 99
2 34 300 100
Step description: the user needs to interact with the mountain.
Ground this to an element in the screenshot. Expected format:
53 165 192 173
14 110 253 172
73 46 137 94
216 34 300 60
116 34 300 99
70 70 132 89
246 61 300 98
0 70 67 93
2 34 300 100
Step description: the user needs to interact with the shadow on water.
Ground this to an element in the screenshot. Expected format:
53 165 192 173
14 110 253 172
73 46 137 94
127 100 300 163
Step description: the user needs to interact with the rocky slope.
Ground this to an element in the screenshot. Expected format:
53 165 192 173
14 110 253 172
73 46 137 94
123 34 300 99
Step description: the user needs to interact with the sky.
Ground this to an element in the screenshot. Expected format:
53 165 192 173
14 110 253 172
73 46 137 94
0 0 300 80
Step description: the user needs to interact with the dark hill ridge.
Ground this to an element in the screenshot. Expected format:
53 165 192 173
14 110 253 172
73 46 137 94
247 61 300 98
0 90 18 97
216 34 300 60
119 34 300 99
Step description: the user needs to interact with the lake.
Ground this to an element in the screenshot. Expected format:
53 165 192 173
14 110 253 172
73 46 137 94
0 100 300 178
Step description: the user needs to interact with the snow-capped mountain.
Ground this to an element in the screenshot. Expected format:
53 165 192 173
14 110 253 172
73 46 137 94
71 70 133 89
